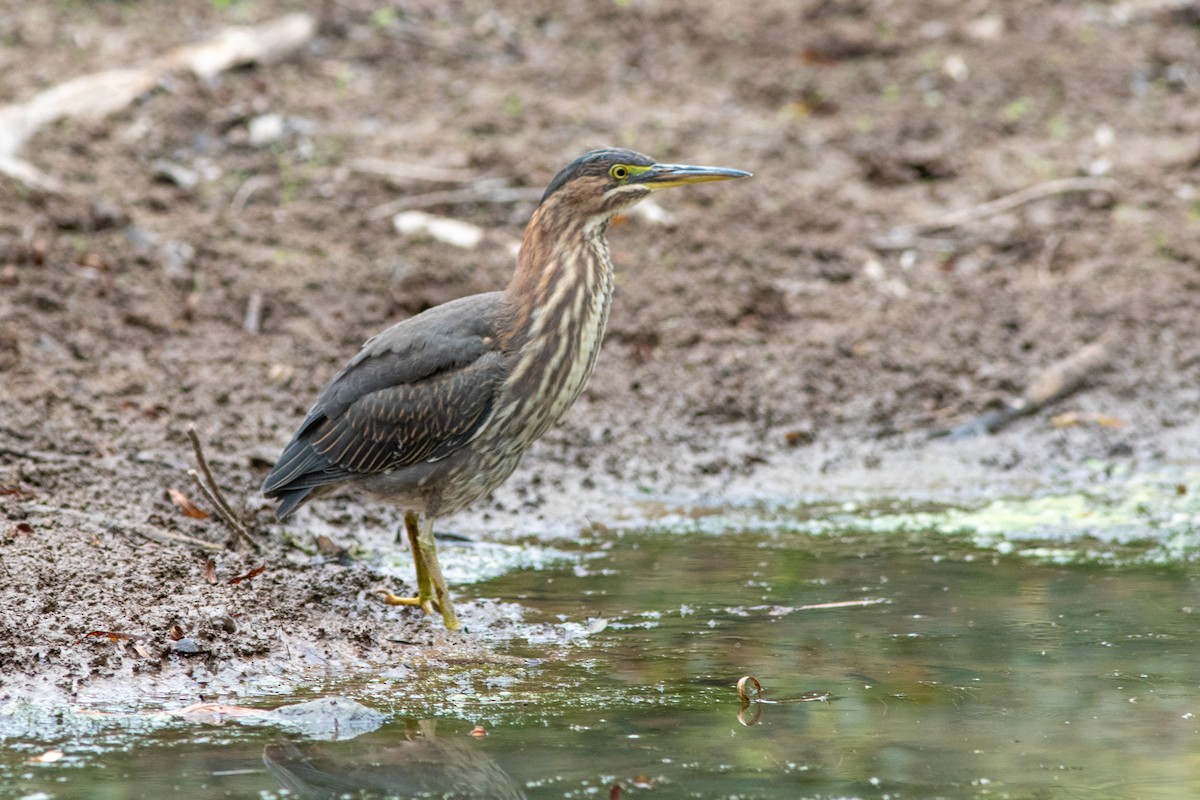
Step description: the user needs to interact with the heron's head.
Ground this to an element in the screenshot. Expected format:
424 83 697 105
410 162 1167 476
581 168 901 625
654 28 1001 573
538 148 751 227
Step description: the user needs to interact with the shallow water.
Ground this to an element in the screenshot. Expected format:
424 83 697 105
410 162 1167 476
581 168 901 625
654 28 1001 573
5 509 1200 799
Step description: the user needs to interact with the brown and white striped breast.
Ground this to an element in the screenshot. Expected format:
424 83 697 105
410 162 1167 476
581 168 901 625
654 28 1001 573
482 231 614 454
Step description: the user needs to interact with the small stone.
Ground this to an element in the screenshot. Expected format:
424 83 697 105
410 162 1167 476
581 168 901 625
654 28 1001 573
151 159 200 189
170 637 205 655
248 113 286 146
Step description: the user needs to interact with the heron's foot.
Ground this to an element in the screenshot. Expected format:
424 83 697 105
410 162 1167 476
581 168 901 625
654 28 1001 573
377 587 457 630
377 588 437 617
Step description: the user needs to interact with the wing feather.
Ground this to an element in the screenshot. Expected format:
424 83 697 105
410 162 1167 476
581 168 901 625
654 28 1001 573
262 292 510 517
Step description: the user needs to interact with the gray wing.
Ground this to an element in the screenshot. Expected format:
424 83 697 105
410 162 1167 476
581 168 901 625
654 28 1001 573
262 292 510 518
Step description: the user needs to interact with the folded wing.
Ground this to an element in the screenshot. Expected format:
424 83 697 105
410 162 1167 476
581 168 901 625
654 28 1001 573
262 292 508 518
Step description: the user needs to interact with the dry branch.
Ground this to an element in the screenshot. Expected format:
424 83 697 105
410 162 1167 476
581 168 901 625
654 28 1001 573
933 334 1115 439
0 13 315 192
350 158 481 185
163 14 316 81
131 523 225 552
186 426 263 552
243 290 265 334
918 176 1118 232
229 174 276 215
368 185 543 220
875 176 1119 250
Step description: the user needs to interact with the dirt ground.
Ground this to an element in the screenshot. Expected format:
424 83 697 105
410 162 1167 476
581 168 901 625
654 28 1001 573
2 0 1200 707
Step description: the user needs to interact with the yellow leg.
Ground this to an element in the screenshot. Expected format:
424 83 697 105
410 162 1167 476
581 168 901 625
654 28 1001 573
415 513 459 631
378 511 435 616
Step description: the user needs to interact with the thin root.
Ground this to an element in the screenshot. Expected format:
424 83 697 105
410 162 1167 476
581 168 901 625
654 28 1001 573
185 425 263 551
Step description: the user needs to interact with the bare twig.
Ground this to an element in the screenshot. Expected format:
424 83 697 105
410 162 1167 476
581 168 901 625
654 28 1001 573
794 598 889 611
870 233 962 253
131 522 224 552
919 176 1118 232
0 154 62 193
350 158 480 186
186 426 262 551
1023 335 1114 407
164 13 316 81
875 176 1119 250
243 290 264 334
368 185 543 220
229 174 275 216
932 333 1115 439
20 504 223 551
1037 233 1063 281
0 14 315 193
0 445 84 463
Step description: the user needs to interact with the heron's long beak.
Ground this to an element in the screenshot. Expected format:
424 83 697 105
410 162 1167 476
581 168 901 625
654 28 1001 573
633 163 752 190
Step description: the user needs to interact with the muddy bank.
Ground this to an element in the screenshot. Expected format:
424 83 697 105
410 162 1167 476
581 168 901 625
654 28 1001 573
3 0 1200 708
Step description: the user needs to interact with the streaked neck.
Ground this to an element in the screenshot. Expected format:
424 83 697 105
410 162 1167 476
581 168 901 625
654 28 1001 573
504 202 613 348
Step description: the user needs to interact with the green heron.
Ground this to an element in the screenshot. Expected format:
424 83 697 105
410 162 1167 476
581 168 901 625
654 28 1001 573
262 148 750 629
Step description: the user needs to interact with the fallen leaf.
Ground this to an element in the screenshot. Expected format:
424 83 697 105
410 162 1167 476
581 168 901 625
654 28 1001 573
1051 412 1080 428
77 251 110 270
315 534 342 556
132 643 153 658
204 557 218 584
80 630 137 643
783 428 814 447
734 676 763 724
228 564 265 585
167 487 209 520
13 522 33 535
142 403 169 420
737 675 763 705
1051 411 1126 429
801 48 840 66
737 703 762 727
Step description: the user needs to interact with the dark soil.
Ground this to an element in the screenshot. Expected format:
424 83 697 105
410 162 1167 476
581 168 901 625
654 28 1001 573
2 0 1200 706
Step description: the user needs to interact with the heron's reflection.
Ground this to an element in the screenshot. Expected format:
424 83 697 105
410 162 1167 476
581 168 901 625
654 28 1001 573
263 720 527 800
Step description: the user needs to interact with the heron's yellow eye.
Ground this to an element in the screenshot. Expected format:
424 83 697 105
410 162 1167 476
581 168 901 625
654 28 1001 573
610 164 629 180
